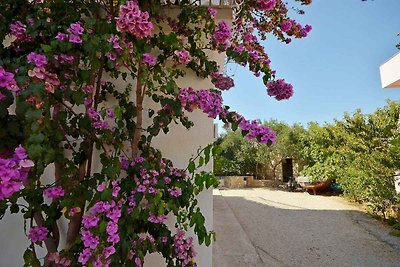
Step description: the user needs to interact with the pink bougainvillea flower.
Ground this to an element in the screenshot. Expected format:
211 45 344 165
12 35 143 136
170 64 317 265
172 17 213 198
211 72 234 91
252 0 276 11
142 53 156 66
67 22 84 35
174 49 190 65
0 67 19 92
116 1 154 38
43 186 65 200
55 32 68 41
266 78 294 101
27 52 47 68
28 226 49 243
213 20 231 48
208 7 217 18
69 34 82 44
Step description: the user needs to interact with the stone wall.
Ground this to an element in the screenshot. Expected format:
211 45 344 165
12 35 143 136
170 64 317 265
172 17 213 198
219 176 282 189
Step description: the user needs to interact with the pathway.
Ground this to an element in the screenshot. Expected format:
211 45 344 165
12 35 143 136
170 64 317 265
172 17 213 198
213 188 400 267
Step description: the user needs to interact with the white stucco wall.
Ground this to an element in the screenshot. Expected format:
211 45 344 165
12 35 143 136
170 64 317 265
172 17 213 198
0 7 231 267
380 52 400 88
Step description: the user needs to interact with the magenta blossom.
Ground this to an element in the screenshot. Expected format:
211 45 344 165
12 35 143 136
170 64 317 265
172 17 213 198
116 1 154 38
9 21 30 41
280 21 292 32
208 7 217 18
174 50 190 65
213 20 231 48
168 188 182 198
178 87 223 119
173 230 196 267
211 72 234 91
28 226 49 243
252 0 276 11
266 79 294 101
78 248 92 265
67 22 84 35
0 145 33 200
43 186 64 200
27 52 47 68
69 34 82 44
55 32 68 41
0 67 19 92
142 53 156 66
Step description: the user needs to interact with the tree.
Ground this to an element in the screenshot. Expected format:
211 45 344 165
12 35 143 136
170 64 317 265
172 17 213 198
214 120 306 179
0 0 312 266
300 101 400 217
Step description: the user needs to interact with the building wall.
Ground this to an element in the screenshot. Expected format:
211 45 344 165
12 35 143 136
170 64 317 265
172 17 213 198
380 52 400 88
0 7 232 266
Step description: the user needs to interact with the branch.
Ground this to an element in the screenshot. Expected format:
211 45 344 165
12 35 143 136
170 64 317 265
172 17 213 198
66 161 86 248
132 68 144 158
66 58 105 248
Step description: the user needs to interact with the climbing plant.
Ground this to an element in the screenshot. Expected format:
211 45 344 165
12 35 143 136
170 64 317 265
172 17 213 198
0 0 311 266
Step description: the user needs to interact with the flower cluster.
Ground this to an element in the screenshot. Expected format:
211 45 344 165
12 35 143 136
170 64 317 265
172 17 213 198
168 187 182 198
229 20 273 77
86 107 114 130
54 54 75 66
178 87 223 118
266 79 293 100
27 52 48 68
148 212 168 224
300 24 312 37
0 145 33 200
48 253 71 267
173 230 196 267
78 196 122 266
56 22 85 44
208 7 217 18
239 119 276 144
282 19 312 37
219 109 276 144
116 1 154 38
252 0 276 11
9 21 31 42
211 72 234 91
0 67 19 93
28 67 60 94
106 34 136 67
142 53 156 66
213 21 231 49
174 49 190 65
28 226 49 243
280 20 292 32
43 186 65 200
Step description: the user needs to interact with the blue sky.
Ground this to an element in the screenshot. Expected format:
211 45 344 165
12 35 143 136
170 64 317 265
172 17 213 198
220 0 400 129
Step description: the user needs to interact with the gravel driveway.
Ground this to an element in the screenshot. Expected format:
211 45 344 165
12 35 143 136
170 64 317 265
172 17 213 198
213 188 400 267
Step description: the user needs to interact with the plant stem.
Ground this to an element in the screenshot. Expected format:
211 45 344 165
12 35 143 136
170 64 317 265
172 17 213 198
66 60 104 248
132 68 144 158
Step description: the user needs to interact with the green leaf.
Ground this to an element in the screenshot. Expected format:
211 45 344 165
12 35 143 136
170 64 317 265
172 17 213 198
23 248 40 267
198 156 204 168
99 220 107 233
41 44 52 53
101 189 112 200
205 235 211 246
10 204 19 214
204 145 212 165
188 161 195 173
28 133 45 144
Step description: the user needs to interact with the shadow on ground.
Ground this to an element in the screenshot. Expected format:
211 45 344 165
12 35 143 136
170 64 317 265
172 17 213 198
213 189 400 267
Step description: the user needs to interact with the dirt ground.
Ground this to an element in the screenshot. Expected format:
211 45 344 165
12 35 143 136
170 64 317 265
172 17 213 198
213 188 400 267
